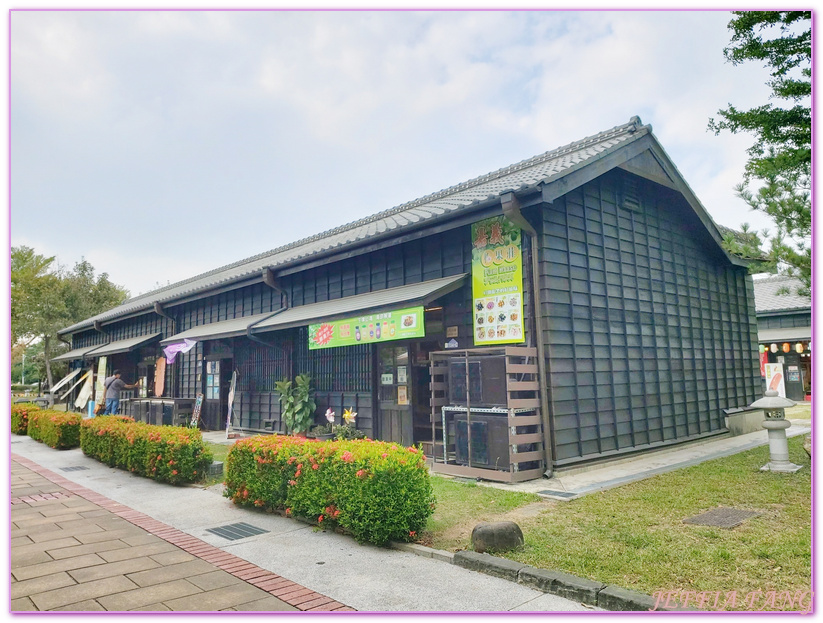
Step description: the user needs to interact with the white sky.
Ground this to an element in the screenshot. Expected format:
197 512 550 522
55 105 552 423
9 9 789 298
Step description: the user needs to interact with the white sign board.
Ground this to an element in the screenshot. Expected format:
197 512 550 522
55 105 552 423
765 363 786 398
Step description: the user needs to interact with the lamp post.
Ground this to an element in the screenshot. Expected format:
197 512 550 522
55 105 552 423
749 390 803 473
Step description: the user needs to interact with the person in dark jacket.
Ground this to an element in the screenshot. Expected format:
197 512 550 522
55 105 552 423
103 370 139 415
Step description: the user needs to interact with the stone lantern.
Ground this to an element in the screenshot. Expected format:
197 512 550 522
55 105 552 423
749 390 803 473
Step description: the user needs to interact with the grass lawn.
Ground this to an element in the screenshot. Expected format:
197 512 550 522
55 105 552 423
201 441 232 487
422 434 811 611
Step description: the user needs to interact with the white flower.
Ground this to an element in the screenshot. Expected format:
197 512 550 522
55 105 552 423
325 408 335 423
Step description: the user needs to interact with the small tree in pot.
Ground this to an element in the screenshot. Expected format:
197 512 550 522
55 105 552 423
275 374 316 435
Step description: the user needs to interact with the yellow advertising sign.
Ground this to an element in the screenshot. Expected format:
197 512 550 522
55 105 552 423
471 215 525 345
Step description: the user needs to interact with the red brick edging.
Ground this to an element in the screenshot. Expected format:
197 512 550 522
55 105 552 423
11 453 355 612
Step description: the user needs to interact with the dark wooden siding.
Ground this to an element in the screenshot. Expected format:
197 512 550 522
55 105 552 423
757 312 812 331
540 170 761 464
283 228 472 306
71 329 108 349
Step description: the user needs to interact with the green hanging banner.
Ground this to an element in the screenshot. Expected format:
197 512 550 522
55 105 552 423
308 306 425 350
471 215 525 345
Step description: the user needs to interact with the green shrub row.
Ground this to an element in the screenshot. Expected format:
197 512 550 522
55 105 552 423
224 435 435 546
80 416 213 485
27 410 82 449
11 403 39 435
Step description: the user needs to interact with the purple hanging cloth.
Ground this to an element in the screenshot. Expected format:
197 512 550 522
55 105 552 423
163 339 197 364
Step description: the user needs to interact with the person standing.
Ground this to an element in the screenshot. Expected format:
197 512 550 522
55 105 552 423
103 370 139 415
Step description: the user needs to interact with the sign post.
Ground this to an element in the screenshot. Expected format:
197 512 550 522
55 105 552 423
190 393 204 428
225 371 237 438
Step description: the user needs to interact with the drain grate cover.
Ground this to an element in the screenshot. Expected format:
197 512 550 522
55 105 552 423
206 522 269 541
59 466 90 472
684 507 760 529
537 490 577 499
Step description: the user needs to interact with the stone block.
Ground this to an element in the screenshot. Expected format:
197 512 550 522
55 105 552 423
163 583 270 611
390 542 433 557
10 571 77 599
11 553 107 581
431 550 454 563
68 557 161 583
30 576 138 611
208 461 224 476
10 597 37 611
518 566 560 592
453 550 527 581
551 570 605 604
97 578 202 611
597 585 659 611
471 521 524 553
726 410 764 436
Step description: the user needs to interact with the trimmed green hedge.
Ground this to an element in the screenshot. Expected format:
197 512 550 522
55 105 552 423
27 410 82 449
80 416 213 485
225 435 435 546
11 403 39 435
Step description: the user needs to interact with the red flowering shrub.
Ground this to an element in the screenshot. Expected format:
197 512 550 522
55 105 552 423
11 403 39 435
80 416 212 485
225 436 435 546
26 409 81 449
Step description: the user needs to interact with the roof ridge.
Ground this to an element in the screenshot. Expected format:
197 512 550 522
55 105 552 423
123 117 646 305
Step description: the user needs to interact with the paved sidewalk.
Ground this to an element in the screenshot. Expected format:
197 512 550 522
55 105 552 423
10 439 593 612
10 457 352 612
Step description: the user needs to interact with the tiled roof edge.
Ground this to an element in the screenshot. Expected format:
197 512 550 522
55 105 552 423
60 117 648 334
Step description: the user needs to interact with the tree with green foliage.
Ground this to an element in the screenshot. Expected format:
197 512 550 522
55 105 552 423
11 341 44 385
11 246 129 390
709 11 811 294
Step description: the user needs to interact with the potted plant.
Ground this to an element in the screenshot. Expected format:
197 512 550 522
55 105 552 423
310 408 336 440
275 374 317 436
334 408 366 440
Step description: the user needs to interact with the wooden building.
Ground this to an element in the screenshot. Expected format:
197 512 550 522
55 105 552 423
752 274 811 402
56 117 762 471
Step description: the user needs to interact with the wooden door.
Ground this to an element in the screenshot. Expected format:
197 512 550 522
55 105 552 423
377 345 413 446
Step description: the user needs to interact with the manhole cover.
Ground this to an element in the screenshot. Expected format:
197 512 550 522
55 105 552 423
537 489 576 499
205 522 269 541
683 507 760 529
59 466 90 472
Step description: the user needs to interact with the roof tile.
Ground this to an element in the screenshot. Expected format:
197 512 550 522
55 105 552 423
60 117 648 334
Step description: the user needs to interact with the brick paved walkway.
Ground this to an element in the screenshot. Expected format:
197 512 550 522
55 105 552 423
11 455 354 612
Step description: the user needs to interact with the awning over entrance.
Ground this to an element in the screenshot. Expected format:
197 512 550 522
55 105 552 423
86 333 162 357
758 327 811 343
160 311 279 345
251 273 468 334
50 345 101 363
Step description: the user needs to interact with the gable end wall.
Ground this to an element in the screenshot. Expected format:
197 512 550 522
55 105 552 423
540 170 761 464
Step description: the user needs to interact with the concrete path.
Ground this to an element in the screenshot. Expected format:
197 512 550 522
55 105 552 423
10 437 593 612
479 419 812 500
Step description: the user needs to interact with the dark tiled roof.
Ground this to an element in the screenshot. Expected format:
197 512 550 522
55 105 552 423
752 274 810 313
60 117 652 335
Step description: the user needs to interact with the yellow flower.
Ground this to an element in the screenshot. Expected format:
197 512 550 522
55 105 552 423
343 408 357 425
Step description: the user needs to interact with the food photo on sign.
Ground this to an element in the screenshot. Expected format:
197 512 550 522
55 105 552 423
308 307 425 350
